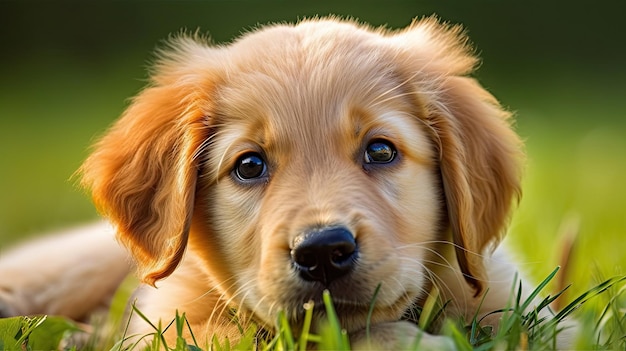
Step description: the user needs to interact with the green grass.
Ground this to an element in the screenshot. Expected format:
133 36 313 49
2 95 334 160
1 270 625 350
509 113 626 305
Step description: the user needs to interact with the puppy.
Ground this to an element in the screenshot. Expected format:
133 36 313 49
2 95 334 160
1 17 543 348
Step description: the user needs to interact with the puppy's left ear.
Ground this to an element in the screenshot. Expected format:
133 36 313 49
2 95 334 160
390 18 524 294
80 37 218 286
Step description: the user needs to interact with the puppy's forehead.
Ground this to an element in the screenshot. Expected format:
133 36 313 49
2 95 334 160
213 22 423 153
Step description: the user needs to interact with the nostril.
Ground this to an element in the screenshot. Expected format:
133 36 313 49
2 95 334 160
329 241 355 265
291 226 358 286
294 250 319 270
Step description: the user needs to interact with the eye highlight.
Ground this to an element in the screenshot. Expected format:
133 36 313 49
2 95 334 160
364 140 397 164
234 152 267 181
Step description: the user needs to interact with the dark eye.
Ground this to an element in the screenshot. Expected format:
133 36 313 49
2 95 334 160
235 152 267 180
364 140 396 164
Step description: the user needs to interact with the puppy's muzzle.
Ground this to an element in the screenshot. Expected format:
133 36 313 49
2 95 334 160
290 226 358 286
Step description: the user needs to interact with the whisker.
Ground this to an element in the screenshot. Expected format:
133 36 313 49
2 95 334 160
397 239 495 261
395 256 457 308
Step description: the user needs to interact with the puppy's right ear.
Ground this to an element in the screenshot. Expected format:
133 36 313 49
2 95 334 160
80 37 220 286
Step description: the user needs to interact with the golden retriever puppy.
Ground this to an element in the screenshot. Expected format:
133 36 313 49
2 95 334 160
1 17 558 349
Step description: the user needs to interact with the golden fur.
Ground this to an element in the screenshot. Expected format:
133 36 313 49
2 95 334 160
1 17 550 348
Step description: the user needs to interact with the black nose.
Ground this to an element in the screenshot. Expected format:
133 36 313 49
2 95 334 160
291 226 358 286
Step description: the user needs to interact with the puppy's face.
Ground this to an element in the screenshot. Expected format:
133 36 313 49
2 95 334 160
81 18 522 334
196 35 441 328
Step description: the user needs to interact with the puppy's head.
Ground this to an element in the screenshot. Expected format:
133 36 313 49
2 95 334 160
81 17 522 331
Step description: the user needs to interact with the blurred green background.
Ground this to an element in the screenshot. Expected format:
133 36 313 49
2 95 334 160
1 1 625 300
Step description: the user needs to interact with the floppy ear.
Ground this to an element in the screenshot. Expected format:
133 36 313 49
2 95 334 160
431 76 523 295
80 37 218 286
391 18 524 294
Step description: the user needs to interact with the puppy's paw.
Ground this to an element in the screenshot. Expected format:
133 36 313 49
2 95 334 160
351 321 456 351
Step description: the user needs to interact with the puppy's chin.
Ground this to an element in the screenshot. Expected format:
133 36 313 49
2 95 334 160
244 265 428 333
287 289 418 335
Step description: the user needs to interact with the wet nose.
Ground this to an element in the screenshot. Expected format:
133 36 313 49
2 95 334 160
290 226 358 286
